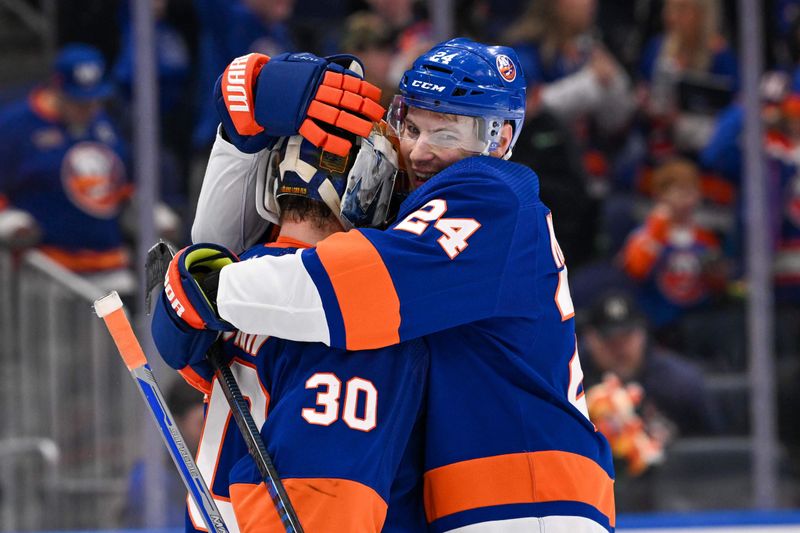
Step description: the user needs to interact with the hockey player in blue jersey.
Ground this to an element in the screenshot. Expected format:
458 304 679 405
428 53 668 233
0 43 135 290
164 39 616 532
153 123 429 531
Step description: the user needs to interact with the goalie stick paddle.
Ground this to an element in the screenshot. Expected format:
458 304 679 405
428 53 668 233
145 242 304 533
93 292 229 533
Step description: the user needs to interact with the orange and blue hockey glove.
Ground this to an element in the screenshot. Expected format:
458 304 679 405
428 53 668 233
151 243 238 391
215 52 385 155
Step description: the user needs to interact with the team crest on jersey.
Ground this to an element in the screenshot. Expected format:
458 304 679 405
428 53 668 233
496 55 516 82
61 142 127 219
656 249 705 305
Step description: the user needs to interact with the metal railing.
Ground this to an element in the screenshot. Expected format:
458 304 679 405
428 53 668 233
0 248 141 530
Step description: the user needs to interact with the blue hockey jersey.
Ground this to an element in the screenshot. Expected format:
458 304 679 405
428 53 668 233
0 88 130 271
216 156 617 532
186 239 429 532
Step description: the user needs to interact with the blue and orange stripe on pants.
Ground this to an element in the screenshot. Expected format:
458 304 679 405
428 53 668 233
424 450 615 529
230 477 388 532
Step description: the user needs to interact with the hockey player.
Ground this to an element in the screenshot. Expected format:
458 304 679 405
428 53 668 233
152 127 429 531
168 39 616 532
0 43 133 290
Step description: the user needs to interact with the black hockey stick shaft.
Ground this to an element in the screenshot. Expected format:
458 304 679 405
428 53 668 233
145 241 302 532
206 339 303 532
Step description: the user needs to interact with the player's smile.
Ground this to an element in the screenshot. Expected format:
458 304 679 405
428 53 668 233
398 107 477 187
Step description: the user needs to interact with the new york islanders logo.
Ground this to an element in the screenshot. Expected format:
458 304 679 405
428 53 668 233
496 55 516 82
61 142 128 219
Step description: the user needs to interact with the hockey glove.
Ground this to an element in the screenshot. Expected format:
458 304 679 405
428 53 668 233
215 52 386 155
151 243 238 392
151 291 218 393
164 243 238 331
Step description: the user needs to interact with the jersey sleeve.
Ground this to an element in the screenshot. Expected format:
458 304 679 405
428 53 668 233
217 158 526 349
191 128 272 253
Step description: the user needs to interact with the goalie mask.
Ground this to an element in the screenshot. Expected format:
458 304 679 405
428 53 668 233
256 127 399 230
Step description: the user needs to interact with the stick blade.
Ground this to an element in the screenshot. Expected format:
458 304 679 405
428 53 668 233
145 240 178 315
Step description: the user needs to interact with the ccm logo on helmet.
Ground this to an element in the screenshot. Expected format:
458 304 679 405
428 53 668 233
411 80 446 92
163 273 186 318
496 55 516 82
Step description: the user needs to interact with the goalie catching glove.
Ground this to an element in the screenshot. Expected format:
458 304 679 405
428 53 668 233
151 243 238 392
215 51 385 155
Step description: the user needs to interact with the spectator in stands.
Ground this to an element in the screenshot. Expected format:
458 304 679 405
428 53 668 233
228 0 296 56
504 0 635 204
340 11 396 107
504 0 635 134
619 157 727 333
0 44 136 292
360 0 433 89
638 0 739 157
580 289 723 437
702 87 800 305
119 379 204 527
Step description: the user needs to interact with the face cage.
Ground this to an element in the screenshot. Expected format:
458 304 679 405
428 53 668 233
387 94 506 155
256 131 399 230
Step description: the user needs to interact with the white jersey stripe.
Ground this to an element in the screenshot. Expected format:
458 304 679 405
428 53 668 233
445 515 609 533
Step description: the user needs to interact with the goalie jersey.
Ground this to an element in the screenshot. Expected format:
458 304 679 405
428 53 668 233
198 136 616 532
186 240 428 533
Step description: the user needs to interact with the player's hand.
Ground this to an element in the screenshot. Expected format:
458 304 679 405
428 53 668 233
151 243 238 390
215 52 385 155
164 243 238 331
0 205 41 249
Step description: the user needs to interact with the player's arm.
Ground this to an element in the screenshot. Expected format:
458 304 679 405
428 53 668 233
191 128 272 253
620 205 671 280
192 51 385 250
217 162 523 349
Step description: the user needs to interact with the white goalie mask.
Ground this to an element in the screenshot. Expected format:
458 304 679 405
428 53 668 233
255 127 400 230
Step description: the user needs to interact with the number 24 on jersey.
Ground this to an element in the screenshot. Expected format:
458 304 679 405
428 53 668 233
395 199 481 259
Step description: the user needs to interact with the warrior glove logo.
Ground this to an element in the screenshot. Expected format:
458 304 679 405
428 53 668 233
221 53 269 135
163 272 186 318
225 55 251 112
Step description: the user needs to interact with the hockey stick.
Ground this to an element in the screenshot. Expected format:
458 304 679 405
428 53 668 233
145 241 304 533
93 291 229 533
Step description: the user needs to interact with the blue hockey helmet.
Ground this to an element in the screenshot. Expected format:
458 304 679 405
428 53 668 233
388 38 526 157
256 128 399 230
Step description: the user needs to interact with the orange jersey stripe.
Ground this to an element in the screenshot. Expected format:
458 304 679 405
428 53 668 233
315 231 401 349
230 477 388 532
39 245 129 272
424 450 615 527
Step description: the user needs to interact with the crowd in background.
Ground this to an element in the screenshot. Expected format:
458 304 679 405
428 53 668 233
1 0 800 519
